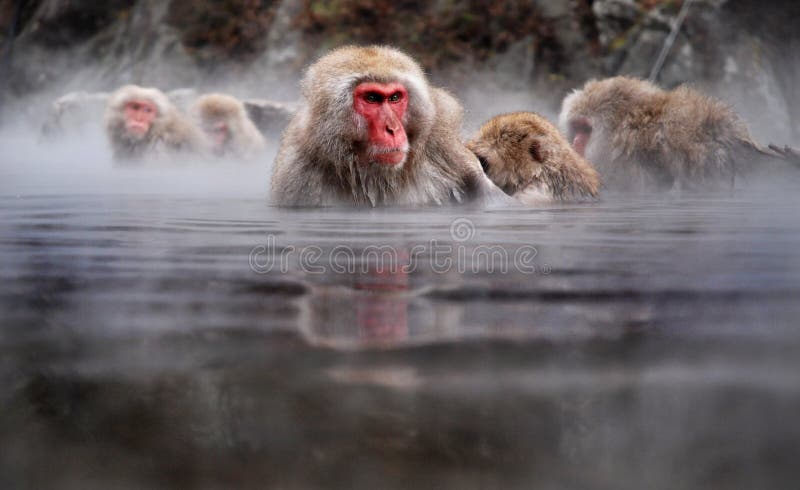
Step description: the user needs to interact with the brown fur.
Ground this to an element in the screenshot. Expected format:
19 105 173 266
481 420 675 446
105 85 207 162
191 93 266 160
468 112 600 203
270 45 506 207
559 76 769 191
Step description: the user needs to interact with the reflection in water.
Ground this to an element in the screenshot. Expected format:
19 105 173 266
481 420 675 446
2 183 800 489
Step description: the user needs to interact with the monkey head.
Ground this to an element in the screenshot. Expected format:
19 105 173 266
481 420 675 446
299 45 435 176
468 112 547 196
106 85 171 144
468 112 600 200
191 94 245 155
123 99 158 139
559 76 663 164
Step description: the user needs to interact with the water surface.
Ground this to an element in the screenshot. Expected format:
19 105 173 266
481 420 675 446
2 160 800 489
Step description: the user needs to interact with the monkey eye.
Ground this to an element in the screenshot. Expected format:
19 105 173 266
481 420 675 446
364 92 383 104
570 117 592 135
388 92 403 103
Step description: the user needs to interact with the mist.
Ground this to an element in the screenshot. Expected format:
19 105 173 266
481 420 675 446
3 1 800 489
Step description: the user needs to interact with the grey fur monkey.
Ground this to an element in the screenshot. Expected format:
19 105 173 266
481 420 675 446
559 76 789 191
105 85 206 162
468 112 600 204
270 45 507 206
191 94 266 161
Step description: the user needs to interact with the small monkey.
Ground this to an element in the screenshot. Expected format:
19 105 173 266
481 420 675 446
270 45 507 207
191 93 266 161
559 76 782 191
468 112 600 203
105 84 206 162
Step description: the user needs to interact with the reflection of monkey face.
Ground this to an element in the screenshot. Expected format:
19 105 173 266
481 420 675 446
123 99 158 139
353 82 410 168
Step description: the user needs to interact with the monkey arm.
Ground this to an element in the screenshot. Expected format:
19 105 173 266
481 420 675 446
767 144 800 169
456 146 518 205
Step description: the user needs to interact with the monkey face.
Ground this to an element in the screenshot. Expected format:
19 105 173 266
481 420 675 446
204 121 230 153
567 117 592 157
123 99 158 139
353 82 410 167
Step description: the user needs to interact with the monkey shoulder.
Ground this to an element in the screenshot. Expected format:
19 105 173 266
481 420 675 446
160 111 207 154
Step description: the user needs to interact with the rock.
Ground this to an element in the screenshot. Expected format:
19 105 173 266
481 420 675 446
41 90 108 138
243 99 295 136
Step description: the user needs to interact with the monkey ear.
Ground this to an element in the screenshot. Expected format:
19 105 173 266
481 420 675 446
529 141 542 163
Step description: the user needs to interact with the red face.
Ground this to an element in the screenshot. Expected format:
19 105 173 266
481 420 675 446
570 117 592 157
208 121 230 150
124 99 158 137
353 82 409 166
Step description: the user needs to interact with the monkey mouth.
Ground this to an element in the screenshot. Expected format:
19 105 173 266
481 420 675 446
369 146 409 166
126 122 150 137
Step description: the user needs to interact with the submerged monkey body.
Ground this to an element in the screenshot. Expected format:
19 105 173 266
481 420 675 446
271 46 500 207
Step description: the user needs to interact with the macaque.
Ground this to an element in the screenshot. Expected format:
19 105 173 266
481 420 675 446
191 93 266 160
468 112 600 203
105 85 206 162
270 45 507 206
559 76 782 191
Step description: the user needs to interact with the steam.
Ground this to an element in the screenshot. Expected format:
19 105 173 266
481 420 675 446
1 46 798 203
0 116 278 199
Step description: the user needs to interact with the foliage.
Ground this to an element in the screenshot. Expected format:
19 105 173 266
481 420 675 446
294 0 551 71
167 0 278 64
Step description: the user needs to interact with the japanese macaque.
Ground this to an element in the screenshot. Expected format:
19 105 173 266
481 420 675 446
105 85 206 162
191 93 266 160
559 76 785 191
468 112 600 203
270 45 507 206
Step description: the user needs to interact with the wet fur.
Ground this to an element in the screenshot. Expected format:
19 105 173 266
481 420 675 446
191 93 266 160
468 112 600 203
270 45 500 206
105 85 206 162
559 76 768 191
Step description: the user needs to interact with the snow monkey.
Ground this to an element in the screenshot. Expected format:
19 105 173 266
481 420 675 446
468 112 600 204
105 85 206 162
270 45 508 206
559 76 788 191
191 93 266 160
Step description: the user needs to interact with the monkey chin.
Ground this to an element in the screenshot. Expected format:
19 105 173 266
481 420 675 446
124 123 150 142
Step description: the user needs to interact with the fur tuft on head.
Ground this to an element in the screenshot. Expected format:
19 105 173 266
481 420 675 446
192 93 246 121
